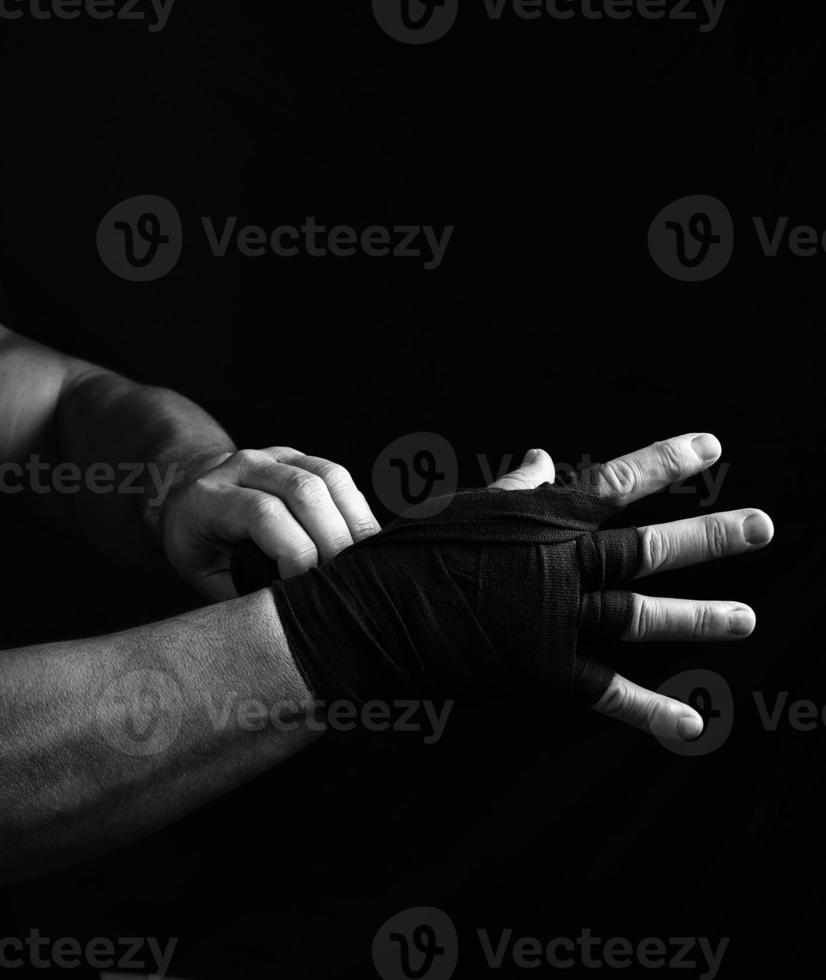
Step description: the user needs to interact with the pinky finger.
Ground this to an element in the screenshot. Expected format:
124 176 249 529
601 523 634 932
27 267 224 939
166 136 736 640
592 670 704 741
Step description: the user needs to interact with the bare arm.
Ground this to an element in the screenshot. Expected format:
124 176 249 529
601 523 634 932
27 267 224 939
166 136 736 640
0 324 234 563
0 588 320 883
0 433 774 884
0 325 380 596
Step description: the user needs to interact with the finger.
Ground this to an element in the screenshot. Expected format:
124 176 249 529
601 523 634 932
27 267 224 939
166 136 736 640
624 594 756 642
209 485 319 579
581 432 722 508
579 589 636 638
223 451 355 563
592 670 705 741
636 508 774 578
489 448 555 490
272 451 382 542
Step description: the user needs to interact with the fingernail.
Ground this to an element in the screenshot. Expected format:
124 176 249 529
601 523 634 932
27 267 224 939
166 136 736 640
728 609 755 636
691 433 721 461
523 449 540 463
742 512 772 546
677 715 703 741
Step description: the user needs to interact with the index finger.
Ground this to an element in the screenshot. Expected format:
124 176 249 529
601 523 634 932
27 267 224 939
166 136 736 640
579 432 722 509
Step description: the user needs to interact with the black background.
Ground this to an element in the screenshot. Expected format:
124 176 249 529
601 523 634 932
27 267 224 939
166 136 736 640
0 2 824 977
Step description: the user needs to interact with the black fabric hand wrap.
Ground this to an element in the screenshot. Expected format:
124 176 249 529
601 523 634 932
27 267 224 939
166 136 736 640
270 484 641 706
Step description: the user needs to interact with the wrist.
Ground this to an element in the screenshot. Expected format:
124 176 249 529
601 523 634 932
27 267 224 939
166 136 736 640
139 446 235 546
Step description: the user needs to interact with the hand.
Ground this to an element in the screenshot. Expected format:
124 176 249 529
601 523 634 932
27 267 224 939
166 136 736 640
490 433 774 740
161 447 381 600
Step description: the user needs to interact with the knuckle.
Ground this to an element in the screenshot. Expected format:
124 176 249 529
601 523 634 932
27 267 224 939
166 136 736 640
234 448 263 467
640 691 662 733
187 477 223 516
501 470 533 490
640 525 668 573
631 596 657 640
270 446 302 461
248 494 284 526
645 698 674 735
595 679 625 717
653 439 684 481
598 459 638 499
318 461 353 491
608 678 653 730
690 604 714 640
189 473 216 498
286 472 328 507
703 516 729 559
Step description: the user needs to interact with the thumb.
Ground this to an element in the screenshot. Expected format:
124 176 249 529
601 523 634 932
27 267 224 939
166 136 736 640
489 448 555 491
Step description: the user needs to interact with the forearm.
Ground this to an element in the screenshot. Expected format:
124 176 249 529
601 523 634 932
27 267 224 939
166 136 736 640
55 369 235 558
0 588 319 883
0 324 235 559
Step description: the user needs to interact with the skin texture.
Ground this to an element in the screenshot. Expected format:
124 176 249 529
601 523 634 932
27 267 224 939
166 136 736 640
0 432 772 880
491 435 774 739
0 325 376 880
0 325 381 598
161 446 380 598
0 327 774 878
0 589 319 883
